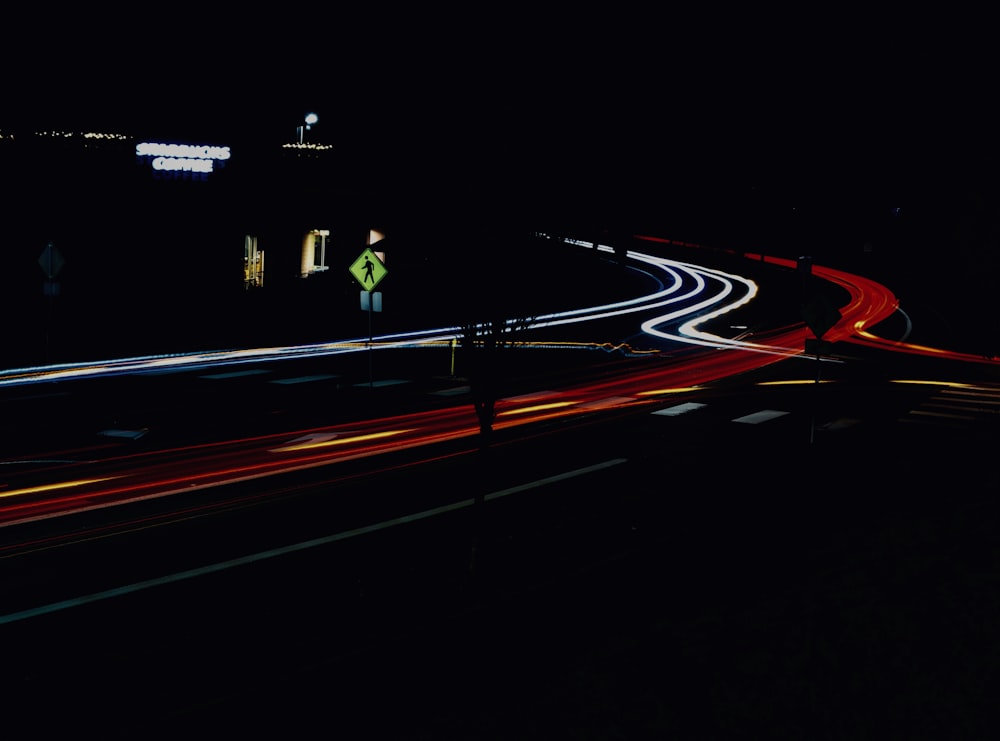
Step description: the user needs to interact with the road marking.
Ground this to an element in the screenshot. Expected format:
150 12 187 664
200 370 271 380
925 402 994 415
815 418 861 431
0 458 628 625
652 402 706 417
941 388 1000 401
432 385 470 397
99 428 148 440
909 409 977 421
484 458 626 501
352 379 410 388
732 409 789 424
270 374 338 385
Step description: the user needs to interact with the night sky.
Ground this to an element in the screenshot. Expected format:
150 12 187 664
6 9 998 207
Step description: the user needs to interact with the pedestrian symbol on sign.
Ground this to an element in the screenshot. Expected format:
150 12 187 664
349 248 387 291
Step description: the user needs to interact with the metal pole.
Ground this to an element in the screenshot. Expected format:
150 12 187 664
810 350 821 443
368 294 373 389
44 289 51 365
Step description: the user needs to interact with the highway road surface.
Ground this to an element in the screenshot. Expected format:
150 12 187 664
2 233 1000 737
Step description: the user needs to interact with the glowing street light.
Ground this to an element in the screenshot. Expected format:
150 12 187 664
297 112 319 144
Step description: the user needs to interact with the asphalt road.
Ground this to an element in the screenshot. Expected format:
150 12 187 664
2 230 999 737
2 341 1000 739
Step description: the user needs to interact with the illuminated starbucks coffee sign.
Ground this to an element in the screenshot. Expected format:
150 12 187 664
135 141 231 176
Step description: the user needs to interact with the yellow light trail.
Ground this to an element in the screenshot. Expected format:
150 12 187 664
498 401 577 416
271 429 416 453
0 477 120 501
891 380 991 390
636 386 704 397
756 379 837 386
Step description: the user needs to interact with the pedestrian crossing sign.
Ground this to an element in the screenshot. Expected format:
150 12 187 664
349 248 388 291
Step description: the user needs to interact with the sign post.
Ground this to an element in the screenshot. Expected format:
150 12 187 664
38 242 65 364
349 248 388 388
801 292 842 443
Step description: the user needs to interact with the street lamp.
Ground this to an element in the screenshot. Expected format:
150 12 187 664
297 112 319 144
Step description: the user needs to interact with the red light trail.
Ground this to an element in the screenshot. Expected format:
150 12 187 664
0 235 981 532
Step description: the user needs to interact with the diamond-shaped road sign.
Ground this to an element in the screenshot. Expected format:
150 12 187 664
802 293 842 340
349 248 387 291
38 242 65 279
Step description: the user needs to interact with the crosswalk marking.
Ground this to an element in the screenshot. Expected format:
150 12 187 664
270 374 338 385
732 409 789 424
652 402 706 417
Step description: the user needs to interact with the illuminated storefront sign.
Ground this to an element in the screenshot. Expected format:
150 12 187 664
135 141 231 178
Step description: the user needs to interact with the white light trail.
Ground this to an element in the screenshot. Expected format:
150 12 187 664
0 237 792 388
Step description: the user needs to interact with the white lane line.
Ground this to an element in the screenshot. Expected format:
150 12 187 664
909 409 977 421
432 386 470 397
99 428 148 440
652 402 707 417
732 409 789 424
484 458 627 501
200 370 271 379
270 374 339 385
0 458 628 626
941 388 1000 400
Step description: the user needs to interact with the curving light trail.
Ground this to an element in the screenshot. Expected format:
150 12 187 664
3 235 976 394
746 251 997 364
0 233 964 531
0 239 764 387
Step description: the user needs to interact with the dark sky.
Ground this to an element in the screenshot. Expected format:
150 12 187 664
6 9 998 205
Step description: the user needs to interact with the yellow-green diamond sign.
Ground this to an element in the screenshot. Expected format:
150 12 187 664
349 248 388 291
